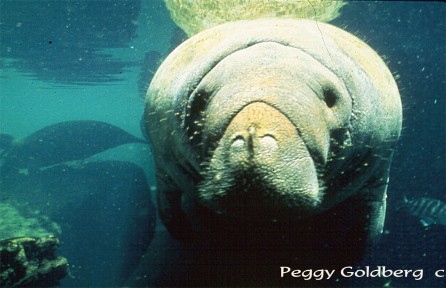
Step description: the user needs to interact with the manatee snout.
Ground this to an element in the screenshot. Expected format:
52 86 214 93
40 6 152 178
198 101 323 219
225 102 291 165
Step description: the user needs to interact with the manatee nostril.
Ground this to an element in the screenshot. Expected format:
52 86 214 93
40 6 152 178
231 135 245 149
260 135 278 150
323 87 337 108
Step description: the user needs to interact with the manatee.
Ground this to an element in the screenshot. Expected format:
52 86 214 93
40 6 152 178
1 120 145 171
1 158 156 287
144 19 402 264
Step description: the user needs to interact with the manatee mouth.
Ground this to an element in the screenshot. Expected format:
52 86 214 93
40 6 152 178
198 164 324 220
196 102 326 220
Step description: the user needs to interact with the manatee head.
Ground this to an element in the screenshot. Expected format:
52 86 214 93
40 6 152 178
180 41 353 220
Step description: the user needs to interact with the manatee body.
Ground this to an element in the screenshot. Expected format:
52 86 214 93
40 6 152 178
1 120 145 171
145 19 402 263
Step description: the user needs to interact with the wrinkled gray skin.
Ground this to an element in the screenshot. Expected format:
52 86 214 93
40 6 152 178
145 19 402 261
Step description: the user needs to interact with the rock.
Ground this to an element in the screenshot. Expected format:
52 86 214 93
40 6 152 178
0 236 68 287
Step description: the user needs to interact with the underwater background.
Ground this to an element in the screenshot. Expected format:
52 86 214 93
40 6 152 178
0 1 444 287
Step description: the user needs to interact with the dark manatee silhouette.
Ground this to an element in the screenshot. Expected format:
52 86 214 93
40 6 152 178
0 121 153 286
1 120 145 172
46 160 156 287
1 160 156 287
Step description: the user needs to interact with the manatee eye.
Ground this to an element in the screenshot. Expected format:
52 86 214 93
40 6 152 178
323 87 338 108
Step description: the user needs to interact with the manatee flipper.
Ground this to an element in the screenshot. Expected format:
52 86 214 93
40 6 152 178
358 180 388 246
335 172 389 263
156 169 193 242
